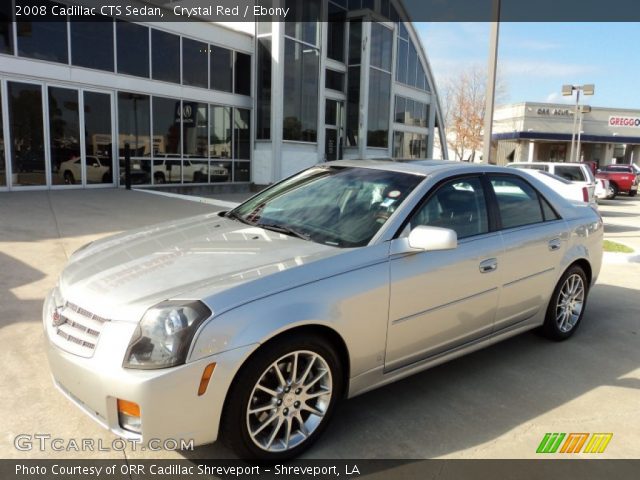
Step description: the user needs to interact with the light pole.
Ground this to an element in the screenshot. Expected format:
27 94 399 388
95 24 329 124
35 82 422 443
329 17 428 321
575 105 591 164
562 84 594 162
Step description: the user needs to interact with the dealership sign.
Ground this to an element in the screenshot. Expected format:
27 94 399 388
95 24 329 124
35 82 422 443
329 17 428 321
609 116 640 127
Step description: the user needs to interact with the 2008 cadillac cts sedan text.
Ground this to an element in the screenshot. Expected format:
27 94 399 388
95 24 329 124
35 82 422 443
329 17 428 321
43 160 602 459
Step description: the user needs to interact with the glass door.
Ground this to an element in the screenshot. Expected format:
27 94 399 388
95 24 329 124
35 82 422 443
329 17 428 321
83 90 114 186
325 99 344 161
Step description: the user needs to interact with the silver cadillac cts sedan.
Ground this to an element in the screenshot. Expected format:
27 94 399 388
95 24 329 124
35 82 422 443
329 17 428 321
43 160 602 459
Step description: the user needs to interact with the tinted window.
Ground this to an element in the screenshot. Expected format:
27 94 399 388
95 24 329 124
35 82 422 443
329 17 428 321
256 38 271 139
0 87 5 186
541 196 560 221
183 102 208 159
234 52 251 95
554 165 586 182
48 87 80 184
118 92 151 184
116 22 149 78
326 69 345 91
8 82 45 186
152 30 180 83
153 97 180 158
410 177 489 239
83 91 113 184
283 39 319 142
367 68 391 148
182 38 208 88
17 2 68 64
284 0 320 45
327 3 346 62
491 176 544 229
370 23 392 71
210 45 232 92
234 108 251 160
0 2 14 55
71 17 114 71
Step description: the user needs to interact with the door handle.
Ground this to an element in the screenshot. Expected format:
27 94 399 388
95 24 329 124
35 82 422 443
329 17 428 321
479 258 498 273
548 238 562 251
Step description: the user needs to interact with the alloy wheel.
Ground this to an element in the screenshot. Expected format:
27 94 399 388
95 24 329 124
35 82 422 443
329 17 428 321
555 273 585 333
246 350 333 452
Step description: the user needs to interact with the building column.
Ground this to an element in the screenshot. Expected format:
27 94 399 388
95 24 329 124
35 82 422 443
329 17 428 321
527 140 535 162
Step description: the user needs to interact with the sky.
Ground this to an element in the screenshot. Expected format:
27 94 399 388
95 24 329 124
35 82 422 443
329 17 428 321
416 22 640 109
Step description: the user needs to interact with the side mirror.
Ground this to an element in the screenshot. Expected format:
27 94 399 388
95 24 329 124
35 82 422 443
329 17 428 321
390 226 458 255
408 225 458 251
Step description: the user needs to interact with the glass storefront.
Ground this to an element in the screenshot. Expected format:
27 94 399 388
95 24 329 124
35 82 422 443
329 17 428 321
8 82 46 186
48 86 81 185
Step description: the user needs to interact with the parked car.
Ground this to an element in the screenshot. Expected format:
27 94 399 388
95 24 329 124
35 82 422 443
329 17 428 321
153 158 229 184
59 156 112 184
594 177 614 200
508 162 597 203
596 164 639 197
43 161 602 460
518 169 599 206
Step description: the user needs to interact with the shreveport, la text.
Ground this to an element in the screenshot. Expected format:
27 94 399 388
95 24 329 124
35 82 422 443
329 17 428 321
16 464 361 476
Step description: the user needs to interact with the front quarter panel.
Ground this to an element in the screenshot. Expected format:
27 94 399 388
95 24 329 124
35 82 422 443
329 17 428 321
189 244 391 380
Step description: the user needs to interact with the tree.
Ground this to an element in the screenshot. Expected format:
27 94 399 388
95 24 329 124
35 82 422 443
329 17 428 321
442 65 505 162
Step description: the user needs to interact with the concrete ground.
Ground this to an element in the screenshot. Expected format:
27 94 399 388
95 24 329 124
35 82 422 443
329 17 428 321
0 189 638 460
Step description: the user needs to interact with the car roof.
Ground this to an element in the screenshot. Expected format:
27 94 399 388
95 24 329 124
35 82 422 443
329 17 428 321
510 162 584 168
327 159 507 177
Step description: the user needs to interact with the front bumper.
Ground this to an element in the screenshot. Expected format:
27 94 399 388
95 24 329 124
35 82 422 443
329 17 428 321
43 290 255 447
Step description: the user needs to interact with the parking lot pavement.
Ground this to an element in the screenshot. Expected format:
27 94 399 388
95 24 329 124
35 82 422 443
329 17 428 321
599 195 640 253
1 189 639 460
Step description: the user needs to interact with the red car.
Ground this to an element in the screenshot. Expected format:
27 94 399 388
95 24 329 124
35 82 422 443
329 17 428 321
596 164 639 197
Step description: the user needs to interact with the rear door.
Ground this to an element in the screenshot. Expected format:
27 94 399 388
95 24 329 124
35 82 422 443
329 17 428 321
488 174 567 332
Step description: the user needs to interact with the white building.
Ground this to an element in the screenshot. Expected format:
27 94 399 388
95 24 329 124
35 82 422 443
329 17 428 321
0 0 447 192
493 102 640 167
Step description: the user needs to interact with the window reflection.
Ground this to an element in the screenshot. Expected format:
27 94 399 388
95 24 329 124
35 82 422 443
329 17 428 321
71 17 114 72
210 46 233 92
116 21 149 78
48 87 81 185
8 82 45 186
17 1 68 64
182 38 208 88
118 92 151 185
210 106 231 183
84 92 113 184
152 30 180 84
153 97 181 184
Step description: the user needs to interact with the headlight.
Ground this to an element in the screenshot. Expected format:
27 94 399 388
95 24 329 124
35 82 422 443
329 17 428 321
123 300 212 369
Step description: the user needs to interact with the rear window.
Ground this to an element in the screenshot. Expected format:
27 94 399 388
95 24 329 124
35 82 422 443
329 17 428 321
554 165 586 182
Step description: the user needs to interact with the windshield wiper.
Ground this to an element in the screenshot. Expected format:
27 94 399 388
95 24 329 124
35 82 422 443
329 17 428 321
258 223 311 241
224 210 254 226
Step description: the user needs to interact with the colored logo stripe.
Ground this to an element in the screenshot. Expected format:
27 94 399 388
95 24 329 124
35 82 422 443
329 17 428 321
536 433 565 453
560 433 589 453
583 433 613 453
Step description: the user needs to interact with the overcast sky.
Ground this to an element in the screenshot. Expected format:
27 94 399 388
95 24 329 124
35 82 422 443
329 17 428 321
417 22 640 109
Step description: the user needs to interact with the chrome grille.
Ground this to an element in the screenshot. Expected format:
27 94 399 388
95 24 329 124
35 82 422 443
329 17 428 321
52 301 109 357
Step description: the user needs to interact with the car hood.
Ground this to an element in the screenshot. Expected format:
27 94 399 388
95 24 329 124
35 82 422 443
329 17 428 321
59 212 341 322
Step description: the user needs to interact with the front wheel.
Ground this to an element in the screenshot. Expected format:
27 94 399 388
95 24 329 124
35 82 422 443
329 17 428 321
221 334 343 460
541 265 589 341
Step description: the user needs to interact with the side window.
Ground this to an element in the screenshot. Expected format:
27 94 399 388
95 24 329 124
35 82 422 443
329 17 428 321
554 165 585 182
540 196 560 221
490 175 544 229
409 177 489 239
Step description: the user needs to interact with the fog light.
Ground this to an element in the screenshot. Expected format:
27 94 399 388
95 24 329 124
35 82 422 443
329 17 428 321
117 399 141 434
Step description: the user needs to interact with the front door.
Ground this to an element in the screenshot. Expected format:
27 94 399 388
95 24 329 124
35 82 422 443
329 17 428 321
385 176 503 371
325 99 344 161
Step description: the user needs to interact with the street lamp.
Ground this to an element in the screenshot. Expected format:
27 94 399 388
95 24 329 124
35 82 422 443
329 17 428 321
575 105 591 164
562 84 594 162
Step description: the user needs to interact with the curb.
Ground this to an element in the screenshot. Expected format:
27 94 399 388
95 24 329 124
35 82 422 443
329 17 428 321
602 251 640 264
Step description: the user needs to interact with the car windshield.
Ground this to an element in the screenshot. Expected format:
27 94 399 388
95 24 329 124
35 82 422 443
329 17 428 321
229 166 423 248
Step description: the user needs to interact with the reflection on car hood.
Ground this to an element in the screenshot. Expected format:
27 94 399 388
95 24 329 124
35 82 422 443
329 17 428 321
60 213 340 322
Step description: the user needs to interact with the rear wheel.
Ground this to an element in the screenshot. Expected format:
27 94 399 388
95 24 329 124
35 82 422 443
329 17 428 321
63 171 75 184
629 190 637 197
154 172 165 184
610 182 619 198
221 334 343 460
541 265 589 341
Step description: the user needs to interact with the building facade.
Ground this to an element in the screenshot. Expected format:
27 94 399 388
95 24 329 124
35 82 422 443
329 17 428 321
493 102 640 167
0 0 446 192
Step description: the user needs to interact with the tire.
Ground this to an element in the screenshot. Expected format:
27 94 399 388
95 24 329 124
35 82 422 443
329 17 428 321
541 265 589 341
221 333 344 460
629 190 637 197
606 185 616 200
63 171 75 184
154 173 165 184
610 182 619 198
